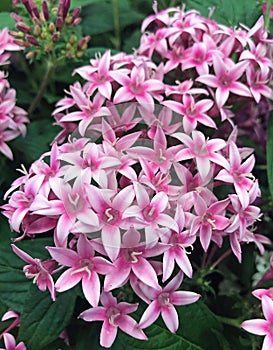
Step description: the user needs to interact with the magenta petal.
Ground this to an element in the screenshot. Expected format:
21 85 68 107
55 268 82 292
241 319 268 335
171 291 201 305
132 257 159 289
262 296 273 323
262 334 273 350
100 321 118 348
118 315 147 340
79 306 105 321
3 333 16 348
82 272 100 307
163 251 175 282
139 301 160 329
101 225 121 261
161 305 179 333
77 234 94 258
47 246 78 266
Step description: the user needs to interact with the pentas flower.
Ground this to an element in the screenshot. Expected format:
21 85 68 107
138 272 201 333
47 234 112 306
173 130 229 179
241 296 273 350
0 333 26 350
103 226 167 291
215 141 255 209
79 291 147 348
163 93 215 133
11 244 57 300
196 56 251 108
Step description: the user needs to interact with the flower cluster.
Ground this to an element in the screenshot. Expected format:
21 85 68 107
2 5 273 348
11 0 90 61
0 28 28 160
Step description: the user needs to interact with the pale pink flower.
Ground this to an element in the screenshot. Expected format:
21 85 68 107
196 56 251 108
173 130 229 179
241 296 273 350
11 244 57 300
79 291 147 348
215 141 255 208
47 234 112 306
163 94 215 133
138 272 201 333
113 63 164 111
104 227 167 291
0 333 26 350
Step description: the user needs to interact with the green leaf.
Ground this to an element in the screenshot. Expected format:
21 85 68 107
267 113 273 199
0 238 53 312
177 301 224 350
185 0 260 27
18 286 77 350
0 12 15 29
0 1 12 12
12 119 60 163
71 0 102 8
82 0 143 36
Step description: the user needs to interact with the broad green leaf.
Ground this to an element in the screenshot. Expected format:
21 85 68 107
18 286 77 350
0 12 14 29
12 120 60 163
0 1 12 13
267 114 273 200
177 301 224 350
71 0 102 8
185 0 260 27
0 238 53 312
82 0 143 36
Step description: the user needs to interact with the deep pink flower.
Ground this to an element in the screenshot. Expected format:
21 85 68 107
0 333 26 350
241 296 273 350
173 130 229 179
138 272 201 333
215 141 255 208
79 291 147 348
11 244 57 300
47 234 112 306
163 94 215 133
196 56 250 108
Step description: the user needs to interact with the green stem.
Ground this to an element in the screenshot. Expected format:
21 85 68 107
210 248 232 270
28 60 55 115
217 315 242 329
264 1 272 30
112 0 121 51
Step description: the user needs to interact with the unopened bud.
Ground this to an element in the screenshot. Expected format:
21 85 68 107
67 51 73 59
40 32 47 39
66 42 72 50
16 22 31 34
42 1 50 21
76 51 83 58
21 0 33 17
45 45 51 52
56 16 64 30
63 0 71 20
25 51 36 59
65 16 72 25
11 13 23 23
14 39 31 48
34 25 41 36
71 7 81 22
26 35 41 46
72 17 81 26
9 31 24 38
69 34 77 44
49 23 55 33
52 32 60 43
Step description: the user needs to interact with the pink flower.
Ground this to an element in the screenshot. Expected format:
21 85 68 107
196 56 250 108
138 272 201 333
0 333 26 350
113 63 164 111
215 141 255 208
163 94 215 133
79 291 147 348
11 244 57 300
47 234 112 306
241 296 273 350
173 130 229 179
104 227 167 291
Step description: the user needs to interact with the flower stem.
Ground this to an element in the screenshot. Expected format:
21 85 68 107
210 248 232 270
28 60 55 115
217 315 242 329
112 0 121 51
264 1 272 30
